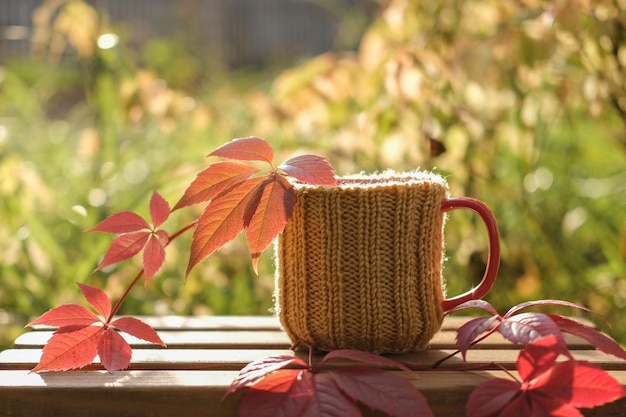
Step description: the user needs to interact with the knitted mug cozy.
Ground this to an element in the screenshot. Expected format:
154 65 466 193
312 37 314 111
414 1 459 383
274 170 449 353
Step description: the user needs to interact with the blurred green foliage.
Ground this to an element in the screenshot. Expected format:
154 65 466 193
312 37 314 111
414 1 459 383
1 0 625 351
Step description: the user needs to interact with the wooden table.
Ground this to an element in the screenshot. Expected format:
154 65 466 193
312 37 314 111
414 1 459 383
1 315 625 416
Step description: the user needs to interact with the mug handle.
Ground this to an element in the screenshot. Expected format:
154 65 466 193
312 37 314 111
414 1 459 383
440 197 500 311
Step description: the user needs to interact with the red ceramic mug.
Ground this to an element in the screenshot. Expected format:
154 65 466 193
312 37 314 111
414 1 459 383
275 171 500 353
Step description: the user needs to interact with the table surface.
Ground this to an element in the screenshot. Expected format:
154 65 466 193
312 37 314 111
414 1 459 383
1 315 625 417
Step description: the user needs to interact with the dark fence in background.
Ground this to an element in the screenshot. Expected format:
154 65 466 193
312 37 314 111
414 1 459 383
0 0 340 68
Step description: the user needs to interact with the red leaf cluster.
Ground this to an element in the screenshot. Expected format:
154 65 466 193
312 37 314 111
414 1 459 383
173 137 336 274
89 191 171 283
226 350 434 417
27 283 165 372
467 335 626 417
449 299 626 363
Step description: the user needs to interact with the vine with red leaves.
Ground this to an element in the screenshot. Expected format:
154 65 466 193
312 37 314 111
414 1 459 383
27 137 626 416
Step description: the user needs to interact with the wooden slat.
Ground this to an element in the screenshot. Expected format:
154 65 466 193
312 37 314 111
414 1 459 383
0 369 624 417
13 327 592 351
2 347 624 372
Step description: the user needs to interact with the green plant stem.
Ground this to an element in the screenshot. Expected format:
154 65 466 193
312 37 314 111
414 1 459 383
107 219 199 321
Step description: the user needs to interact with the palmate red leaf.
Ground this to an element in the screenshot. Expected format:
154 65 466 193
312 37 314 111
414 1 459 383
97 327 132 372
209 136 274 164
31 324 104 372
94 231 151 272
445 299 500 316
455 316 499 360
143 231 168 282
498 312 569 351
517 335 568 382
173 161 261 210
302 376 361 417
465 378 521 417
238 370 313 417
110 316 166 346
330 366 434 417
88 211 150 234
187 175 266 275
226 354 307 397
278 154 337 186
320 349 413 375
244 174 295 271
533 359 626 409
149 191 170 228
77 283 111 320
547 314 626 361
26 304 100 328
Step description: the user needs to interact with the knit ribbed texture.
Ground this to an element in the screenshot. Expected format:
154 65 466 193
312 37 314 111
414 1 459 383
274 171 448 353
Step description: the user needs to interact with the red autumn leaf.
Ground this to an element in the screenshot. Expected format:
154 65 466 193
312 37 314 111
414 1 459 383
26 304 100 328
278 154 337 186
455 316 499 359
244 174 295 271
465 378 521 417
149 190 171 228
238 370 313 417
208 136 274 164
187 176 265 275
94 232 151 272
31 324 104 372
320 349 414 375
226 355 307 397
302 376 362 417
498 312 569 349
88 211 150 234
445 299 500 316
547 314 626 361
143 231 168 282
77 282 111 319
173 161 262 210
97 327 132 372
503 299 597 318
467 335 626 417
330 366 434 417
229 349 433 417
110 316 166 346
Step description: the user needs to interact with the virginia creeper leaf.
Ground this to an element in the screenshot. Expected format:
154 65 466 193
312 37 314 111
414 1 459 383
498 312 568 349
173 161 262 210
149 191 170 228
455 316 499 360
26 304 100 328
31 324 103 372
88 211 150 234
465 378 521 417
187 175 265 275
244 174 295 271
238 370 313 417
226 354 307 397
320 349 413 375
209 136 274 164
504 299 597 319
110 316 166 346
278 154 337 186
445 299 500 316
467 335 626 417
330 366 434 417
94 232 150 272
517 335 568 381
77 282 111 320
143 232 168 282
302 376 362 417
547 314 626 361
97 327 132 372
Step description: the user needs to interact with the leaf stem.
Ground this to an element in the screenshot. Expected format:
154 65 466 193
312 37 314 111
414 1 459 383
107 219 198 322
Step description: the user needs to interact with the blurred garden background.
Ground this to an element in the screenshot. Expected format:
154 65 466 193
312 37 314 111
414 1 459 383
0 0 625 351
